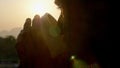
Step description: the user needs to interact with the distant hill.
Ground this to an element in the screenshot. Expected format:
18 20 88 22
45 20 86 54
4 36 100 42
0 27 22 38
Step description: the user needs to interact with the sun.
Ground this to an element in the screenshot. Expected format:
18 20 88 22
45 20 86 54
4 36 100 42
26 0 61 20
31 3 47 16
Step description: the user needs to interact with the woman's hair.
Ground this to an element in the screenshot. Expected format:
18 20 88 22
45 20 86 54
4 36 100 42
55 0 110 67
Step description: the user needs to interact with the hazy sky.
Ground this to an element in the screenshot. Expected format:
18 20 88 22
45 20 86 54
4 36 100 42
0 0 61 31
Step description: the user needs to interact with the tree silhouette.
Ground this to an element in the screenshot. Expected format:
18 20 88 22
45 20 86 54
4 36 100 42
0 36 18 63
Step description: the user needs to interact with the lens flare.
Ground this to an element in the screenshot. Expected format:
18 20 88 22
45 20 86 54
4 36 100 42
71 55 75 60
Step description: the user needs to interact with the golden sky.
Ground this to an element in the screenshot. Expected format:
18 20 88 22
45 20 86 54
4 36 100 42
0 0 60 31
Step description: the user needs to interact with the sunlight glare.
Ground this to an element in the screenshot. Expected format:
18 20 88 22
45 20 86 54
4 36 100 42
31 3 47 16
27 0 60 18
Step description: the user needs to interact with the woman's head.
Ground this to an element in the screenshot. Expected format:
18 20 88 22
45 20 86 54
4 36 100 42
55 0 109 67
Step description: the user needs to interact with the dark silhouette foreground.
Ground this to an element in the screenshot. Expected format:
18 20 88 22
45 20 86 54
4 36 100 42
16 0 111 68
16 14 70 68
16 16 54 68
55 0 111 68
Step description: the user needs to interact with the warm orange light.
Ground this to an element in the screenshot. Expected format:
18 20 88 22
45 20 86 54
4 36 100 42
26 0 61 20
31 3 47 16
